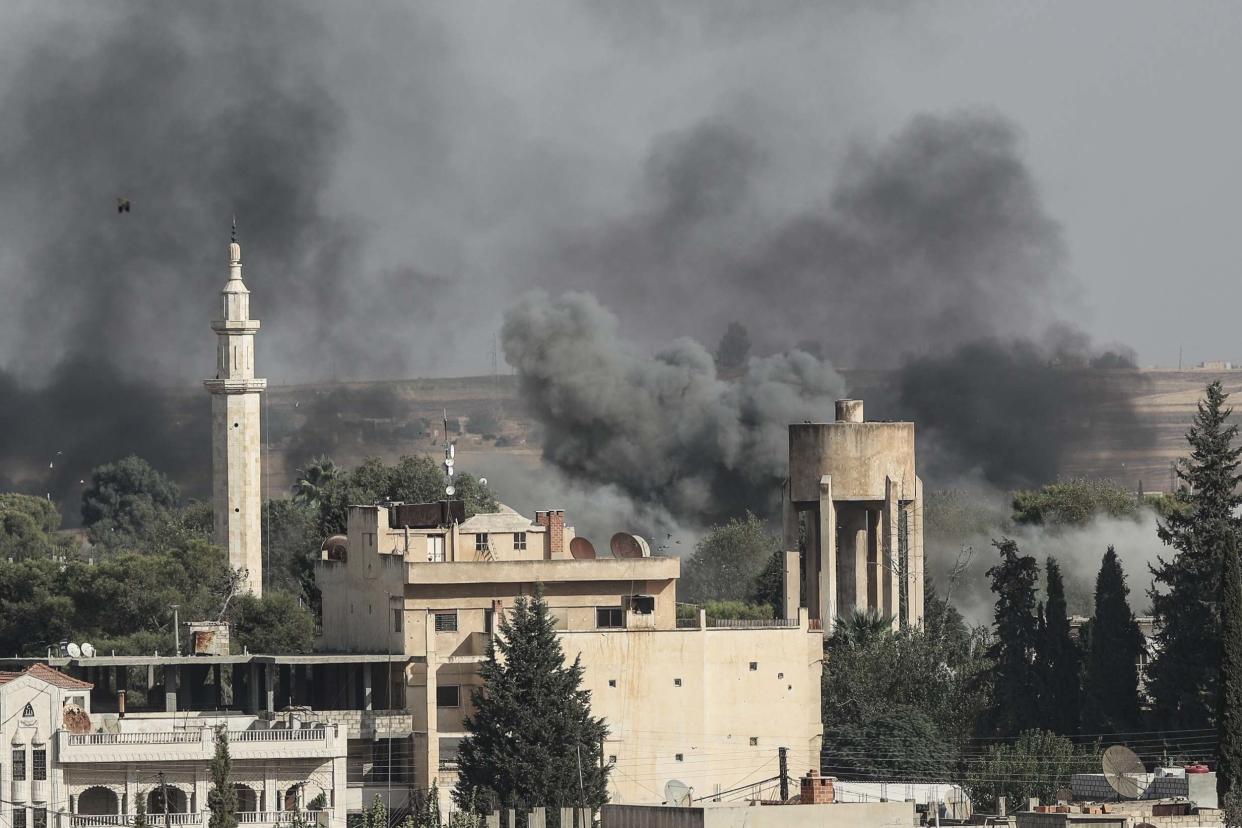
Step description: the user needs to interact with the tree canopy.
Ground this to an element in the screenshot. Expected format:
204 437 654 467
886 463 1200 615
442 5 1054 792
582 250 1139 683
679 513 779 603
81 455 181 550
0 493 78 561
1079 546 1142 735
1011 478 1140 527
455 588 609 812
983 538 1041 737
1034 558 1080 735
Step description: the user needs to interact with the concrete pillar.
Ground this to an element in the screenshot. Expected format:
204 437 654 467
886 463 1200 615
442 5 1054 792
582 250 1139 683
485 812 500 828
817 475 836 631
345 665 357 709
164 664 179 713
866 508 881 611
125 766 138 815
576 808 590 828
558 809 573 828
836 505 867 617
264 664 274 713
193 767 207 819
911 476 925 625
530 808 546 828
803 507 819 622
780 491 800 618
421 617 440 792
363 663 374 711
882 478 900 626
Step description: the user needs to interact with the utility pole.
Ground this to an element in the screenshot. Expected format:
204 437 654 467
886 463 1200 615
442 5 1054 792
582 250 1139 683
778 747 789 802
170 605 180 657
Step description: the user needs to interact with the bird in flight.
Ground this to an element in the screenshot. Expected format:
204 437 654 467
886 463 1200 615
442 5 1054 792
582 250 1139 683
117 198 131 214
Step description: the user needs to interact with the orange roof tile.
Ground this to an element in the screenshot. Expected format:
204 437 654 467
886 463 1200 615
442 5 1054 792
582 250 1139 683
0 664 94 690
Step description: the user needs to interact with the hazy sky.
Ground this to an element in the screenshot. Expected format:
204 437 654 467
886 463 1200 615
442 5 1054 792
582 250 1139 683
1 1 1238 381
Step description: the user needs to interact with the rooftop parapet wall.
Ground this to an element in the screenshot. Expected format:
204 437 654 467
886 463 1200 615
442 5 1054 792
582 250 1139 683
404 556 679 585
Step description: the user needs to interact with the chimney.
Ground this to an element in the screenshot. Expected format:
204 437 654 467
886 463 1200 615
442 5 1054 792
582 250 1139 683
834 399 864 423
548 510 565 557
800 770 835 805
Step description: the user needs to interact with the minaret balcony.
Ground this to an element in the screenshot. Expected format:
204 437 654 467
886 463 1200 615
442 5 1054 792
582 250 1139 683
212 319 261 333
204 378 267 395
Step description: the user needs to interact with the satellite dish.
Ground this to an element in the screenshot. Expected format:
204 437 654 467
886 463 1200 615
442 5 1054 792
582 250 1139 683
664 780 692 807
610 532 651 559
445 485 456 496
444 457 455 468
569 537 597 560
1103 745 1146 799
66 643 82 658
479 478 487 486
81 643 95 658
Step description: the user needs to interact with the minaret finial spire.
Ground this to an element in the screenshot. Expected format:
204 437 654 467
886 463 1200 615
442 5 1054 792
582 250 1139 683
231 214 238 244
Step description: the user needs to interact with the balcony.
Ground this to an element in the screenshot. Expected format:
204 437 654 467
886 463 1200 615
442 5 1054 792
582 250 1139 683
71 816 202 827
59 726 342 763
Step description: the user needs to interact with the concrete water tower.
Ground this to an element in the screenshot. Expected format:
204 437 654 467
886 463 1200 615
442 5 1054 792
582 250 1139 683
781 399 923 632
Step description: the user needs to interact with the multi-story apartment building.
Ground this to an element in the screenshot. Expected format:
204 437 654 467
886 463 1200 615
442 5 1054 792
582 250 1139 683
1 664 348 828
316 501 824 807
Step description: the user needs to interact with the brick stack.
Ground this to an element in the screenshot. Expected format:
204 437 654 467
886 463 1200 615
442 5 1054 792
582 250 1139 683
800 770 835 804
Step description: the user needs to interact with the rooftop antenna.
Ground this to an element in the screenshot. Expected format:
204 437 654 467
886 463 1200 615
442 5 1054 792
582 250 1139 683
664 780 692 807
1102 744 1146 800
443 409 456 498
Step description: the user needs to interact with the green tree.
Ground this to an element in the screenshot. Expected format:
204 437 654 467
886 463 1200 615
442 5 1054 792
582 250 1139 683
291 456 341 509
680 513 778 603
1034 558 1080 734
81 456 181 549
984 538 1041 737
964 730 1098 813
1011 478 1140 527
1080 547 1143 735
454 588 609 812
715 321 751 369
207 725 238 828
1148 381 1242 730
229 592 316 654
316 455 497 537
0 494 78 561
262 499 320 604
824 705 950 780
676 600 773 621
749 551 785 617
1220 533 1242 804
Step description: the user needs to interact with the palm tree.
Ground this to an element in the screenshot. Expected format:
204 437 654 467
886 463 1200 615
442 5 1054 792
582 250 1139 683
291 456 340 509
829 608 893 650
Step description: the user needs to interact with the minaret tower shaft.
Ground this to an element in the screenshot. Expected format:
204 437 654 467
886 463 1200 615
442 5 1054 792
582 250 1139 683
204 222 266 595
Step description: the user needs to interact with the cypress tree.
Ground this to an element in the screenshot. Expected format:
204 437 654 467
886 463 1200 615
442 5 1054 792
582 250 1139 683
207 725 238 828
1149 381 1242 730
1080 547 1143 735
1218 534 1242 804
454 587 610 812
1035 558 1081 734
984 538 1041 736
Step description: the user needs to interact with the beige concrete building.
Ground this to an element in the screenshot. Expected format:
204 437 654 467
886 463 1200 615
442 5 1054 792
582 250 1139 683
316 502 824 806
204 225 266 595
782 399 924 631
0 664 348 828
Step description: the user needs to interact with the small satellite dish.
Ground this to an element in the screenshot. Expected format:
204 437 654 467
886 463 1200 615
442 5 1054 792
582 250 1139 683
1103 744 1146 799
445 485 456 496
66 643 82 659
664 780 692 807
570 537 597 560
479 478 487 486
610 532 651 559
449 444 455 459
444 457 455 468
81 643 95 658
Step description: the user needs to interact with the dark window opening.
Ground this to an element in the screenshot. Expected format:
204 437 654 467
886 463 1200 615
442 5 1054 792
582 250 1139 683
434 611 458 632
513 532 527 551
475 533 489 552
13 748 26 781
596 607 624 629
32 749 46 781
436 685 461 708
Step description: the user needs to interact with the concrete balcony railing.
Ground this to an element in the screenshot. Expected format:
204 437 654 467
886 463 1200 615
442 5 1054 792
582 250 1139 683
71 815 202 828
59 726 342 763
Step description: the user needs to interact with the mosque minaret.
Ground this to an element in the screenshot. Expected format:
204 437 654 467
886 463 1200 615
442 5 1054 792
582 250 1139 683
204 221 266 594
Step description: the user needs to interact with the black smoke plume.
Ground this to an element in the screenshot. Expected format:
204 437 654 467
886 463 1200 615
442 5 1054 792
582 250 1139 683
502 292 845 524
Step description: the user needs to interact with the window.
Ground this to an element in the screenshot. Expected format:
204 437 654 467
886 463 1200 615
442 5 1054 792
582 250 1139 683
393 609 403 633
596 607 624 629
436 685 461 708
21 702 34 718
675 753 684 762
608 755 617 764
434 611 458 633
32 809 45 828
32 749 46 781
749 737 759 746
13 747 26 780
475 533 489 552
608 679 617 688
513 532 527 551
484 609 494 634
13 809 26 828
429 536 445 562
749 662 758 671
673 678 682 687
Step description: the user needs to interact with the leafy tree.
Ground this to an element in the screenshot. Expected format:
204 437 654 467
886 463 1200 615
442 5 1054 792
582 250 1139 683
262 499 320 604
0 558 74 655
964 730 1098 813
1149 381 1242 730
1011 478 1140 527
983 538 1041 737
830 608 893 650
0 494 78 561
676 600 773 621
680 513 778 603
924 488 1006 541
81 456 181 549
1034 558 1080 734
823 705 950 780
1220 533 1242 804
1080 547 1143 735
749 551 785 617
316 455 497 536
714 321 751 369
229 592 316 654
455 588 609 812
291 456 341 509
467 408 502 437
134 792 149 828
207 725 238 828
